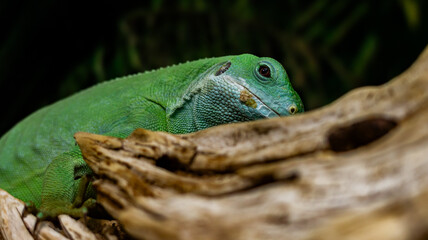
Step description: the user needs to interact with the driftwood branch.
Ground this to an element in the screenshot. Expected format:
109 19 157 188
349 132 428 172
0 189 123 240
1 45 428 239
75 45 428 240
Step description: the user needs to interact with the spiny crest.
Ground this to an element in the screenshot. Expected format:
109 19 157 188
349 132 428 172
139 56 221 75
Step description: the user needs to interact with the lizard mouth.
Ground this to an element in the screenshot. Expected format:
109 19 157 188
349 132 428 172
224 76 280 118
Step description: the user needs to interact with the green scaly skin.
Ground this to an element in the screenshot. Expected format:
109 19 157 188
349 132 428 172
0 54 303 219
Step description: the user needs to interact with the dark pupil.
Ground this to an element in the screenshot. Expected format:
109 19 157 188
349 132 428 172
259 65 271 77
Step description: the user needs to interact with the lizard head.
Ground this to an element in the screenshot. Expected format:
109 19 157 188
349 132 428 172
193 54 303 124
168 54 304 132
220 54 304 118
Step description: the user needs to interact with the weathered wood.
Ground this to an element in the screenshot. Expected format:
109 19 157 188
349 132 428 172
58 215 97 240
0 189 33 240
0 189 124 240
73 46 428 240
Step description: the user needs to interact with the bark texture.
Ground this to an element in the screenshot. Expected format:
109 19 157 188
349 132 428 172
1 45 428 239
75 45 428 240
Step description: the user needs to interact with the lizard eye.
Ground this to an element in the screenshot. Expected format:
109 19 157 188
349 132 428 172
254 61 276 81
258 65 271 78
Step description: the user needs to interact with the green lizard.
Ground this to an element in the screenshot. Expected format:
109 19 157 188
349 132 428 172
0 54 303 219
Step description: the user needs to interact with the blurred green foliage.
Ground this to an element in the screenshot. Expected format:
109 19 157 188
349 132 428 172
0 0 427 134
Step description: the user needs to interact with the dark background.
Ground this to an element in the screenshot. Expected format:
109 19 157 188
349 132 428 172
1 0 427 135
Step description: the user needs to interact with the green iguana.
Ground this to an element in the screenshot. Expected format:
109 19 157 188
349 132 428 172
0 54 303 219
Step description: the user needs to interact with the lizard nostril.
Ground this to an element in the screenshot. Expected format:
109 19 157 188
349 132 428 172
289 106 297 114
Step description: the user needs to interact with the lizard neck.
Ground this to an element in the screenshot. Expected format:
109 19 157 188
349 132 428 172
167 98 197 134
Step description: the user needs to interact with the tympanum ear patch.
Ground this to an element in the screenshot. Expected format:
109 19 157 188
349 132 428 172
215 62 231 76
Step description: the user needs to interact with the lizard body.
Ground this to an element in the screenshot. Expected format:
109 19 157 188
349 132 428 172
0 54 303 218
